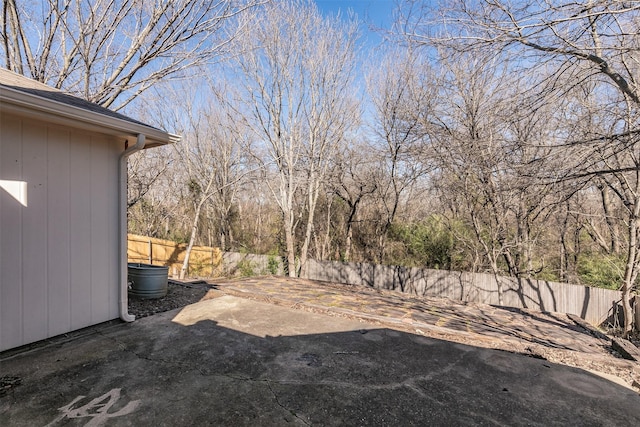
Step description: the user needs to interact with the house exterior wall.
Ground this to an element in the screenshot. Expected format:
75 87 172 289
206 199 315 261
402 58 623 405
1 112 122 351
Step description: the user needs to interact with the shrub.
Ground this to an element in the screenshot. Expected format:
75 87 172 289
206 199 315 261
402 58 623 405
387 216 455 270
577 253 625 290
267 255 280 275
237 259 256 277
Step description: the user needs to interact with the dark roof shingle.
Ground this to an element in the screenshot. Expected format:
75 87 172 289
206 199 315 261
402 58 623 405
0 68 159 130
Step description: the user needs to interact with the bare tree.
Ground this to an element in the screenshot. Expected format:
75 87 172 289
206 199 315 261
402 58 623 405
400 0 640 335
127 147 172 210
329 138 378 262
366 47 435 263
1 0 263 110
179 103 255 277
230 0 360 276
128 155 178 240
426 52 569 303
142 79 254 278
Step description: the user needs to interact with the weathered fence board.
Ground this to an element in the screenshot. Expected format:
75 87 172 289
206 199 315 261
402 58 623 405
127 234 222 277
127 234 622 326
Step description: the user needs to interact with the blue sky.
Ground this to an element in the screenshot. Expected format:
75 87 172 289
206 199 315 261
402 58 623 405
313 0 397 46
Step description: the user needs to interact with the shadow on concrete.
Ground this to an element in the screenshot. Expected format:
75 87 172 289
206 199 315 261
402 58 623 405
1 296 640 426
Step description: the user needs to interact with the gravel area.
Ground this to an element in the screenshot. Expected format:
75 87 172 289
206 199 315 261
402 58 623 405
0 376 21 397
128 279 219 318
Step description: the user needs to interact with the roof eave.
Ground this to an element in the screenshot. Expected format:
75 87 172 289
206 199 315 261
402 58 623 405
0 85 181 147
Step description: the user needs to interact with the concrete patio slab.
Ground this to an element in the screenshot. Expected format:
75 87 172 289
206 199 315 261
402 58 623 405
1 294 640 426
217 277 640 387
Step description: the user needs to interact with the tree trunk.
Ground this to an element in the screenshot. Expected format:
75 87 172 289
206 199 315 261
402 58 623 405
345 223 353 262
179 173 216 280
601 184 621 254
319 198 333 261
490 259 505 306
299 178 320 277
179 198 206 280
284 209 296 277
621 214 639 336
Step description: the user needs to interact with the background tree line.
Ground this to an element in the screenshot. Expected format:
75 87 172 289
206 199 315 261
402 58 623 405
4 0 639 334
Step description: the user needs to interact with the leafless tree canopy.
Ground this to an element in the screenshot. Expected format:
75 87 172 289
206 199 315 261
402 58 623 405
403 0 640 103
9 0 638 333
228 0 361 276
398 0 640 335
1 0 262 110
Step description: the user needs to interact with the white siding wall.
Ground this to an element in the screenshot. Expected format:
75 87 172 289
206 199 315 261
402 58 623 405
0 113 122 351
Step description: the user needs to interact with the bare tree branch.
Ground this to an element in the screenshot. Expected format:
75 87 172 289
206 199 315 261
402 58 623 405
1 0 265 110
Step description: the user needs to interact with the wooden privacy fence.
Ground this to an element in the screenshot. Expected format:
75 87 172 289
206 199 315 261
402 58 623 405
303 259 623 327
127 234 222 277
126 234 623 326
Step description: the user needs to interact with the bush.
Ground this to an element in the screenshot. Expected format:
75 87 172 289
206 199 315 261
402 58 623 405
267 255 280 275
237 259 256 277
577 253 624 290
387 216 455 270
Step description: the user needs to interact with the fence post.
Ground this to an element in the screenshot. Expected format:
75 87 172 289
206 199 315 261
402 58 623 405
148 239 153 265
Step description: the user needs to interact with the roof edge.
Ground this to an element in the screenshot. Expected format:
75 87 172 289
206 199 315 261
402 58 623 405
0 85 180 147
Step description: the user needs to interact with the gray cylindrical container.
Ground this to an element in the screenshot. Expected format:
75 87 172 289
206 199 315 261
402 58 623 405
127 263 169 299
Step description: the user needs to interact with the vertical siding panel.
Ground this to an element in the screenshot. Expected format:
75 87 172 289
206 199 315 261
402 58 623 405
0 115 24 350
106 141 120 319
2 109 140 350
47 127 71 336
90 137 107 322
21 120 48 344
89 136 120 322
69 133 92 330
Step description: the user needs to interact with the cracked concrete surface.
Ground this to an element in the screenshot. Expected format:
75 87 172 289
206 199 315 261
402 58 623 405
1 295 640 426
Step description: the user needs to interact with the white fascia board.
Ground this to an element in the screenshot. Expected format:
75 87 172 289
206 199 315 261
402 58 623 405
0 85 181 147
